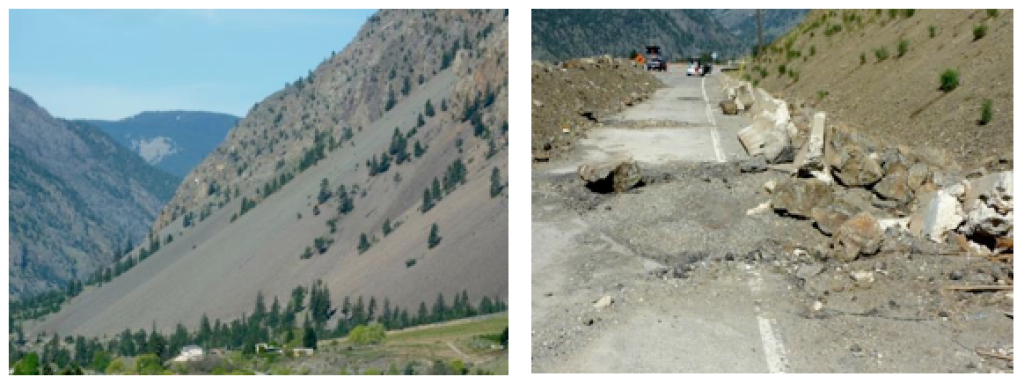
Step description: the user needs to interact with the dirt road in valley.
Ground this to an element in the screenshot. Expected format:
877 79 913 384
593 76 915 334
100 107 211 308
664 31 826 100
531 66 1013 373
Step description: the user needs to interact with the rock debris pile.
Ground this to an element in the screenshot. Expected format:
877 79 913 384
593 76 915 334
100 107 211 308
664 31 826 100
531 56 663 161
721 76 1014 263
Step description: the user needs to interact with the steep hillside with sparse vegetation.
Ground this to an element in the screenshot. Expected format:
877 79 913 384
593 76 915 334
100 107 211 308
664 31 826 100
26 9 508 341
742 9 1012 167
9 89 178 299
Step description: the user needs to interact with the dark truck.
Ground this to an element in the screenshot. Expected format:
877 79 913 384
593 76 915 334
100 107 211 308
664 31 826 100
645 46 667 72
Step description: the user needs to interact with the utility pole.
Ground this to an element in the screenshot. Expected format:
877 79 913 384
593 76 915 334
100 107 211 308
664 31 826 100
756 9 764 56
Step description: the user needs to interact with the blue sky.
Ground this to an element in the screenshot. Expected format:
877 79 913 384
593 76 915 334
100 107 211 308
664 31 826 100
9 9 377 120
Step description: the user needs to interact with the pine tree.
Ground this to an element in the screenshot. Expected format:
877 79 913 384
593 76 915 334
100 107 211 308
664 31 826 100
490 167 503 197
425 100 435 117
302 316 317 349
253 291 267 325
421 188 433 213
352 296 366 326
381 299 393 329
432 293 447 323
431 177 443 201
416 302 429 326
414 140 425 158
358 233 371 254
318 178 331 204
428 223 442 249
368 297 378 323
268 297 281 331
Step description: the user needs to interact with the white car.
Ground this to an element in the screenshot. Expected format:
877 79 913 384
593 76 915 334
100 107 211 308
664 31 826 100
686 63 700 76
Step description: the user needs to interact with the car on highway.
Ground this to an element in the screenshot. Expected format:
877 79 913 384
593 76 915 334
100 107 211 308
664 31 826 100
686 62 700 76
645 46 667 72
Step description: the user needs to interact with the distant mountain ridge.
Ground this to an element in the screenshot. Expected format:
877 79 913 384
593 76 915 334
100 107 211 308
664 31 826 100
84 111 239 178
711 9 809 50
532 9 809 62
532 9 746 62
9 88 178 298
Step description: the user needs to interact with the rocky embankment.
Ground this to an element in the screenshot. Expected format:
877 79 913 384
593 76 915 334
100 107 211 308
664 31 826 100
531 56 663 161
721 76 1013 268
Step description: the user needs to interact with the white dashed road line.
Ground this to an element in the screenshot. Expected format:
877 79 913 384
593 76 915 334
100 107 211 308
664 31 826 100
701 76 725 163
747 270 790 373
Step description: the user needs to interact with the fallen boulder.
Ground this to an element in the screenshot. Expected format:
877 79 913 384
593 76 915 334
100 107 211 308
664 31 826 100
772 178 834 219
908 190 965 243
735 84 755 110
795 112 827 173
811 199 861 236
740 155 768 173
738 114 793 164
872 162 913 203
906 162 932 193
831 212 884 262
578 160 644 193
719 99 739 115
832 146 884 187
960 171 1013 240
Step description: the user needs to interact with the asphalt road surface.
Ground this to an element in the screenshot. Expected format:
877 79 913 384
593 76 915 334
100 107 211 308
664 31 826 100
531 67 1012 373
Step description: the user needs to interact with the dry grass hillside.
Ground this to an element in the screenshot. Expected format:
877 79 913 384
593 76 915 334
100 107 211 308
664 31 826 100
745 9 1012 167
30 9 508 337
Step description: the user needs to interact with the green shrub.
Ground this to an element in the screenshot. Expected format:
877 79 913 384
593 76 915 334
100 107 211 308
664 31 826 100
752 79 759 88
874 46 890 61
778 64 787 76
825 24 842 36
809 45 817 56
897 39 909 58
904 9 915 18
980 99 993 125
929 25 937 38
759 67 769 79
888 9 899 19
860 52 867 64
349 323 386 345
987 9 999 18
405 258 417 268
939 69 960 92
973 24 988 40
817 90 830 100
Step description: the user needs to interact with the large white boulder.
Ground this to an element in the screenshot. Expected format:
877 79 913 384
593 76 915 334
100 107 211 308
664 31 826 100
960 171 1013 239
909 190 965 243
795 112 827 172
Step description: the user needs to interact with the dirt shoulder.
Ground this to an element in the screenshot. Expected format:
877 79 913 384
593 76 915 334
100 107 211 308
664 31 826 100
531 57 663 161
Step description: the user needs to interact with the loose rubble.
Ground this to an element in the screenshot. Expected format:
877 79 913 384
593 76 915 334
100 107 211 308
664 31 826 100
719 76 1014 261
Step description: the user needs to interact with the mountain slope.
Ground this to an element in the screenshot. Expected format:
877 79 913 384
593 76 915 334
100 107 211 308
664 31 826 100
9 88 179 298
745 9 1012 166
532 9 745 62
31 9 508 337
711 9 809 50
85 111 239 178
